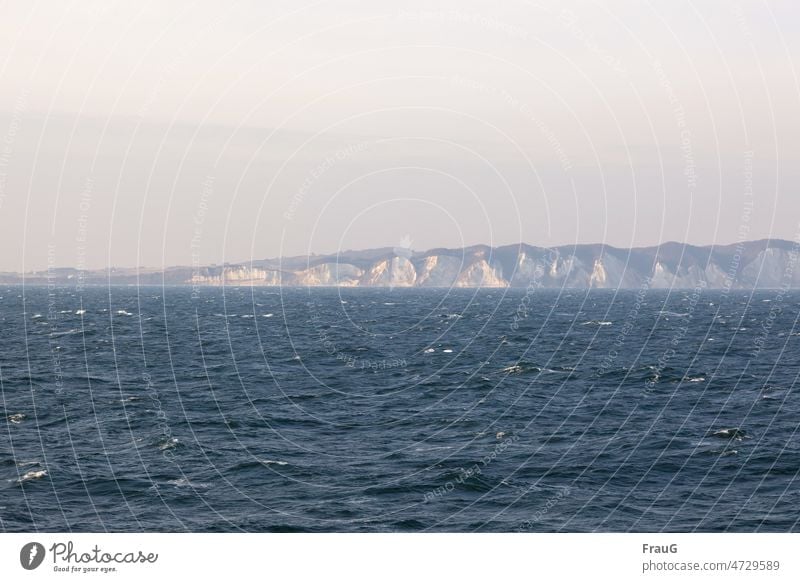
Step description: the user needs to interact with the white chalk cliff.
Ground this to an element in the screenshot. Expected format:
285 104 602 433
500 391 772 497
182 240 800 290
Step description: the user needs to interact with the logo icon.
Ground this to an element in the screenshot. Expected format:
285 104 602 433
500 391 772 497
389 234 414 291
20 542 45 570
392 234 414 260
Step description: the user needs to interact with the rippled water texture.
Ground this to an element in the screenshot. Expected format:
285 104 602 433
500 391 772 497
1 286 799 531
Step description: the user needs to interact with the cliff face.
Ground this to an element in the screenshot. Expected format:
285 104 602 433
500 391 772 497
6 239 798 289
183 239 800 289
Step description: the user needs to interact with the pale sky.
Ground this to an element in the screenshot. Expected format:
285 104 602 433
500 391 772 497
0 0 798 271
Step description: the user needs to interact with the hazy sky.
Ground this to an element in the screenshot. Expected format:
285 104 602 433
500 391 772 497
0 0 798 271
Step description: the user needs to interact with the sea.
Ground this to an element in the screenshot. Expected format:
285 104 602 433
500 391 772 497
1 285 799 532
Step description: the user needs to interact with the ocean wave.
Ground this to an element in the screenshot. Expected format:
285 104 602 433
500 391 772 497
658 311 689 317
17 469 47 483
118 396 142 403
167 477 210 489
696 448 739 457
709 428 747 440
49 328 82 337
501 362 574 375
158 437 180 451
501 364 527 374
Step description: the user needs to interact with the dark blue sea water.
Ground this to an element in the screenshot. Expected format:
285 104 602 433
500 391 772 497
1 286 799 532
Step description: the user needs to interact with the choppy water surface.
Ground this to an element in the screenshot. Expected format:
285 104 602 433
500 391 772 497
1 286 799 531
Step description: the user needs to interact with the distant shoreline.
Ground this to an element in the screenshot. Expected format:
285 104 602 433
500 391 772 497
2 238 798 290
